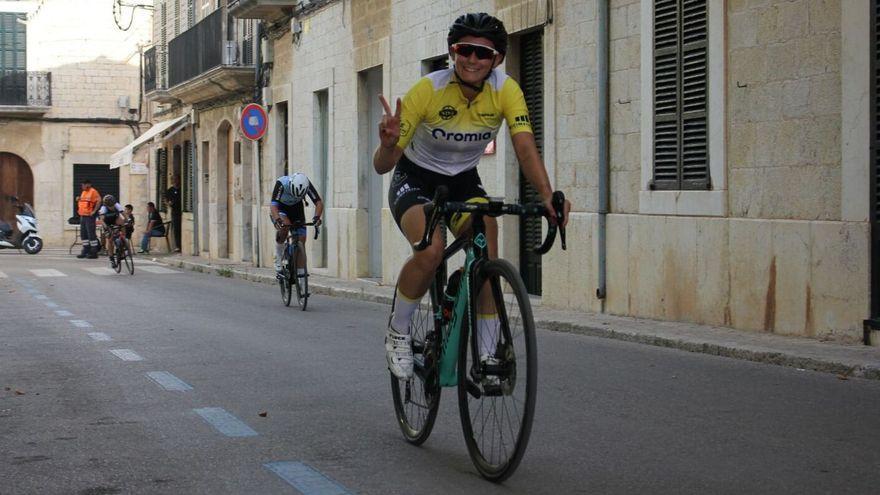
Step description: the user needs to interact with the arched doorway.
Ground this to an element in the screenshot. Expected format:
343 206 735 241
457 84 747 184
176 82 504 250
0 152 33 224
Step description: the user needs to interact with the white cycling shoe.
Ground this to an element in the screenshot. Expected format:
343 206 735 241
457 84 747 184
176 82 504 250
386 327 413 379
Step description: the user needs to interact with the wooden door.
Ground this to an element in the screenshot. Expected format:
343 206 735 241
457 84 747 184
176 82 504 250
0 152 33 223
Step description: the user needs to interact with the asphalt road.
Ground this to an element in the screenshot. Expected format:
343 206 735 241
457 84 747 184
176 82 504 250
2 251 880 494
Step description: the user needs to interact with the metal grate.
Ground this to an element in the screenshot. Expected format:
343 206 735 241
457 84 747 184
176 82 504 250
871 0 879 320
652 0 709 190
519 30 544 296
183 140 193 212
73 164 120 208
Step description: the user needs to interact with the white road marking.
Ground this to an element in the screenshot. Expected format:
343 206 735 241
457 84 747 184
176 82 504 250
44 301 59 308
137 266 179 274
146 372 193 391
263 462 352 495
83 267 115 276
34 294 48 300
109 349 143 361
55 310 74 317
193 408 257 437
0 271 6 278
29 269 66 277
69 320 92 328
87 332 112 341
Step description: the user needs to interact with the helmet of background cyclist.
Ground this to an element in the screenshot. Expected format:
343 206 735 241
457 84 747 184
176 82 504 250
288 173 309 199
447 12 508 56
103 194 116 205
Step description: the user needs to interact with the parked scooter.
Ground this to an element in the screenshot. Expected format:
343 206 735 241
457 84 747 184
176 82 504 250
0 196 43 254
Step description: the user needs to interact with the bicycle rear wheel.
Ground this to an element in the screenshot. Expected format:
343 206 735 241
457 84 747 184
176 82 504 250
390 284 442 445
280 246 292 306
458 259 536 482
123 240 134 275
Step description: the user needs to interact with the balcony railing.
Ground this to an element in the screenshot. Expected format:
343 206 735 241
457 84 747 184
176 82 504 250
0 70 51 107
168 8 224 88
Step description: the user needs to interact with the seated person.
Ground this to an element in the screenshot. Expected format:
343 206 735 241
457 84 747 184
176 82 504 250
97 195 129 267
139 201 166 254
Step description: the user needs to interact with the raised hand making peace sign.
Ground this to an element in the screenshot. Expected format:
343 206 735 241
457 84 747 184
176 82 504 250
378 94 402 150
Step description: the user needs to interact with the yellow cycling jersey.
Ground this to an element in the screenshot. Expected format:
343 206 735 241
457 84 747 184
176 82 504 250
397 67 533 176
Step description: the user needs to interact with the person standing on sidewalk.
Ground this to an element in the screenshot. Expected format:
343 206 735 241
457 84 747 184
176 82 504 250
75 179 101 259
164 175 181 252
138 202 165 254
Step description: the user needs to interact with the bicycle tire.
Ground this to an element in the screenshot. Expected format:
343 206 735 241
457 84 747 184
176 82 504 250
123 240 134 275
457 259 537 482
389 284 442 445
112 239 122 273
280 246 292 306
292 242 308 311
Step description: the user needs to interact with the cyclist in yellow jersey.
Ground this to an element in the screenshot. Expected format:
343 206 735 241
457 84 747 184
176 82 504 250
374 13 571 379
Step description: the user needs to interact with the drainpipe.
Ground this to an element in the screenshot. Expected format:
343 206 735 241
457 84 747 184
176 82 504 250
596 0 609 300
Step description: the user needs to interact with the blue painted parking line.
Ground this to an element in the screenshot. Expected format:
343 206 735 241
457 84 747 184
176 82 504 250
87 332 112 341
146 371 193 391
193 407 257 437
55 310 73 317
264 462 352 495
69 320 92 328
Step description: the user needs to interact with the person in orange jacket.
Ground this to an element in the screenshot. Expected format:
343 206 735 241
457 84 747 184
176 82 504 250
76 179 101 259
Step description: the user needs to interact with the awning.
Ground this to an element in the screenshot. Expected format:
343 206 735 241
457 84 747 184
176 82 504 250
110 114 188 169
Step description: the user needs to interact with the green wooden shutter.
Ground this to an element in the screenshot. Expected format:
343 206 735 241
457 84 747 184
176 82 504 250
652 0 709 190
871 0 879 320
156 148 168 210
0 12 26 105
520 30 544 296
183 140 193 212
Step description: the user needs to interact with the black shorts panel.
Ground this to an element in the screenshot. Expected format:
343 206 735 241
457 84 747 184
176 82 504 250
277 202 305 224
387 155 488 229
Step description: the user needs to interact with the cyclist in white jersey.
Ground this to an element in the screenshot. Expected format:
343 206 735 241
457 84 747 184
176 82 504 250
270 173 324 276
374 13 571 378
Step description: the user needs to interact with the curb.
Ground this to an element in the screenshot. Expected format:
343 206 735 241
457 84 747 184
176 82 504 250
158 257 880 381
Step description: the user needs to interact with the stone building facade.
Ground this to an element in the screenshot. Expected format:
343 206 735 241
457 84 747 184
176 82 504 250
212 0 873 344
0 0 152 247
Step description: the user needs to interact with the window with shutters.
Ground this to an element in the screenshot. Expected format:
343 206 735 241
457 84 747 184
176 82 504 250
0 12 26 105
73 164 119 210
156 148 168 211
183 140 193 212
640 0 725 216
160 3 167 89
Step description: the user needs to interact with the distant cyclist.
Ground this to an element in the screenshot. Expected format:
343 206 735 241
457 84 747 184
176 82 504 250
270 173 324 277
373 13 570 378
97 195 130 268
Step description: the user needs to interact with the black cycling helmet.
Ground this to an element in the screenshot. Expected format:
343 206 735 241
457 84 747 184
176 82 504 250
447 13 508 55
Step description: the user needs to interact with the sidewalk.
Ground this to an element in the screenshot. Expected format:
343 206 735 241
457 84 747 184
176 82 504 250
155 254 880 381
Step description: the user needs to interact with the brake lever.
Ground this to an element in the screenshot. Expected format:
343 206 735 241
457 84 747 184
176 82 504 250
552 191 566 250
314 225 320 240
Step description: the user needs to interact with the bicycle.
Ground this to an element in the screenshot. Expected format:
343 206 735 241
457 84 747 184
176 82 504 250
277 221 319 310
389 186 566 482
107 223 134 275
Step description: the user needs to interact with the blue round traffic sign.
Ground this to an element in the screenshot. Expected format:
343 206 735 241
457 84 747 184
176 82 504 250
240 103 268 140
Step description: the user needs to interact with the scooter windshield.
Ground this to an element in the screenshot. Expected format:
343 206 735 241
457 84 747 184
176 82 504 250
21 203 35 218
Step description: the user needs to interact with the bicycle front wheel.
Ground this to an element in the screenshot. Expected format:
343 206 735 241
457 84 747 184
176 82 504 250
123 241 134 275
112 242 122 273
292 245 308 311
390 285 441 445
458 259 537 482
